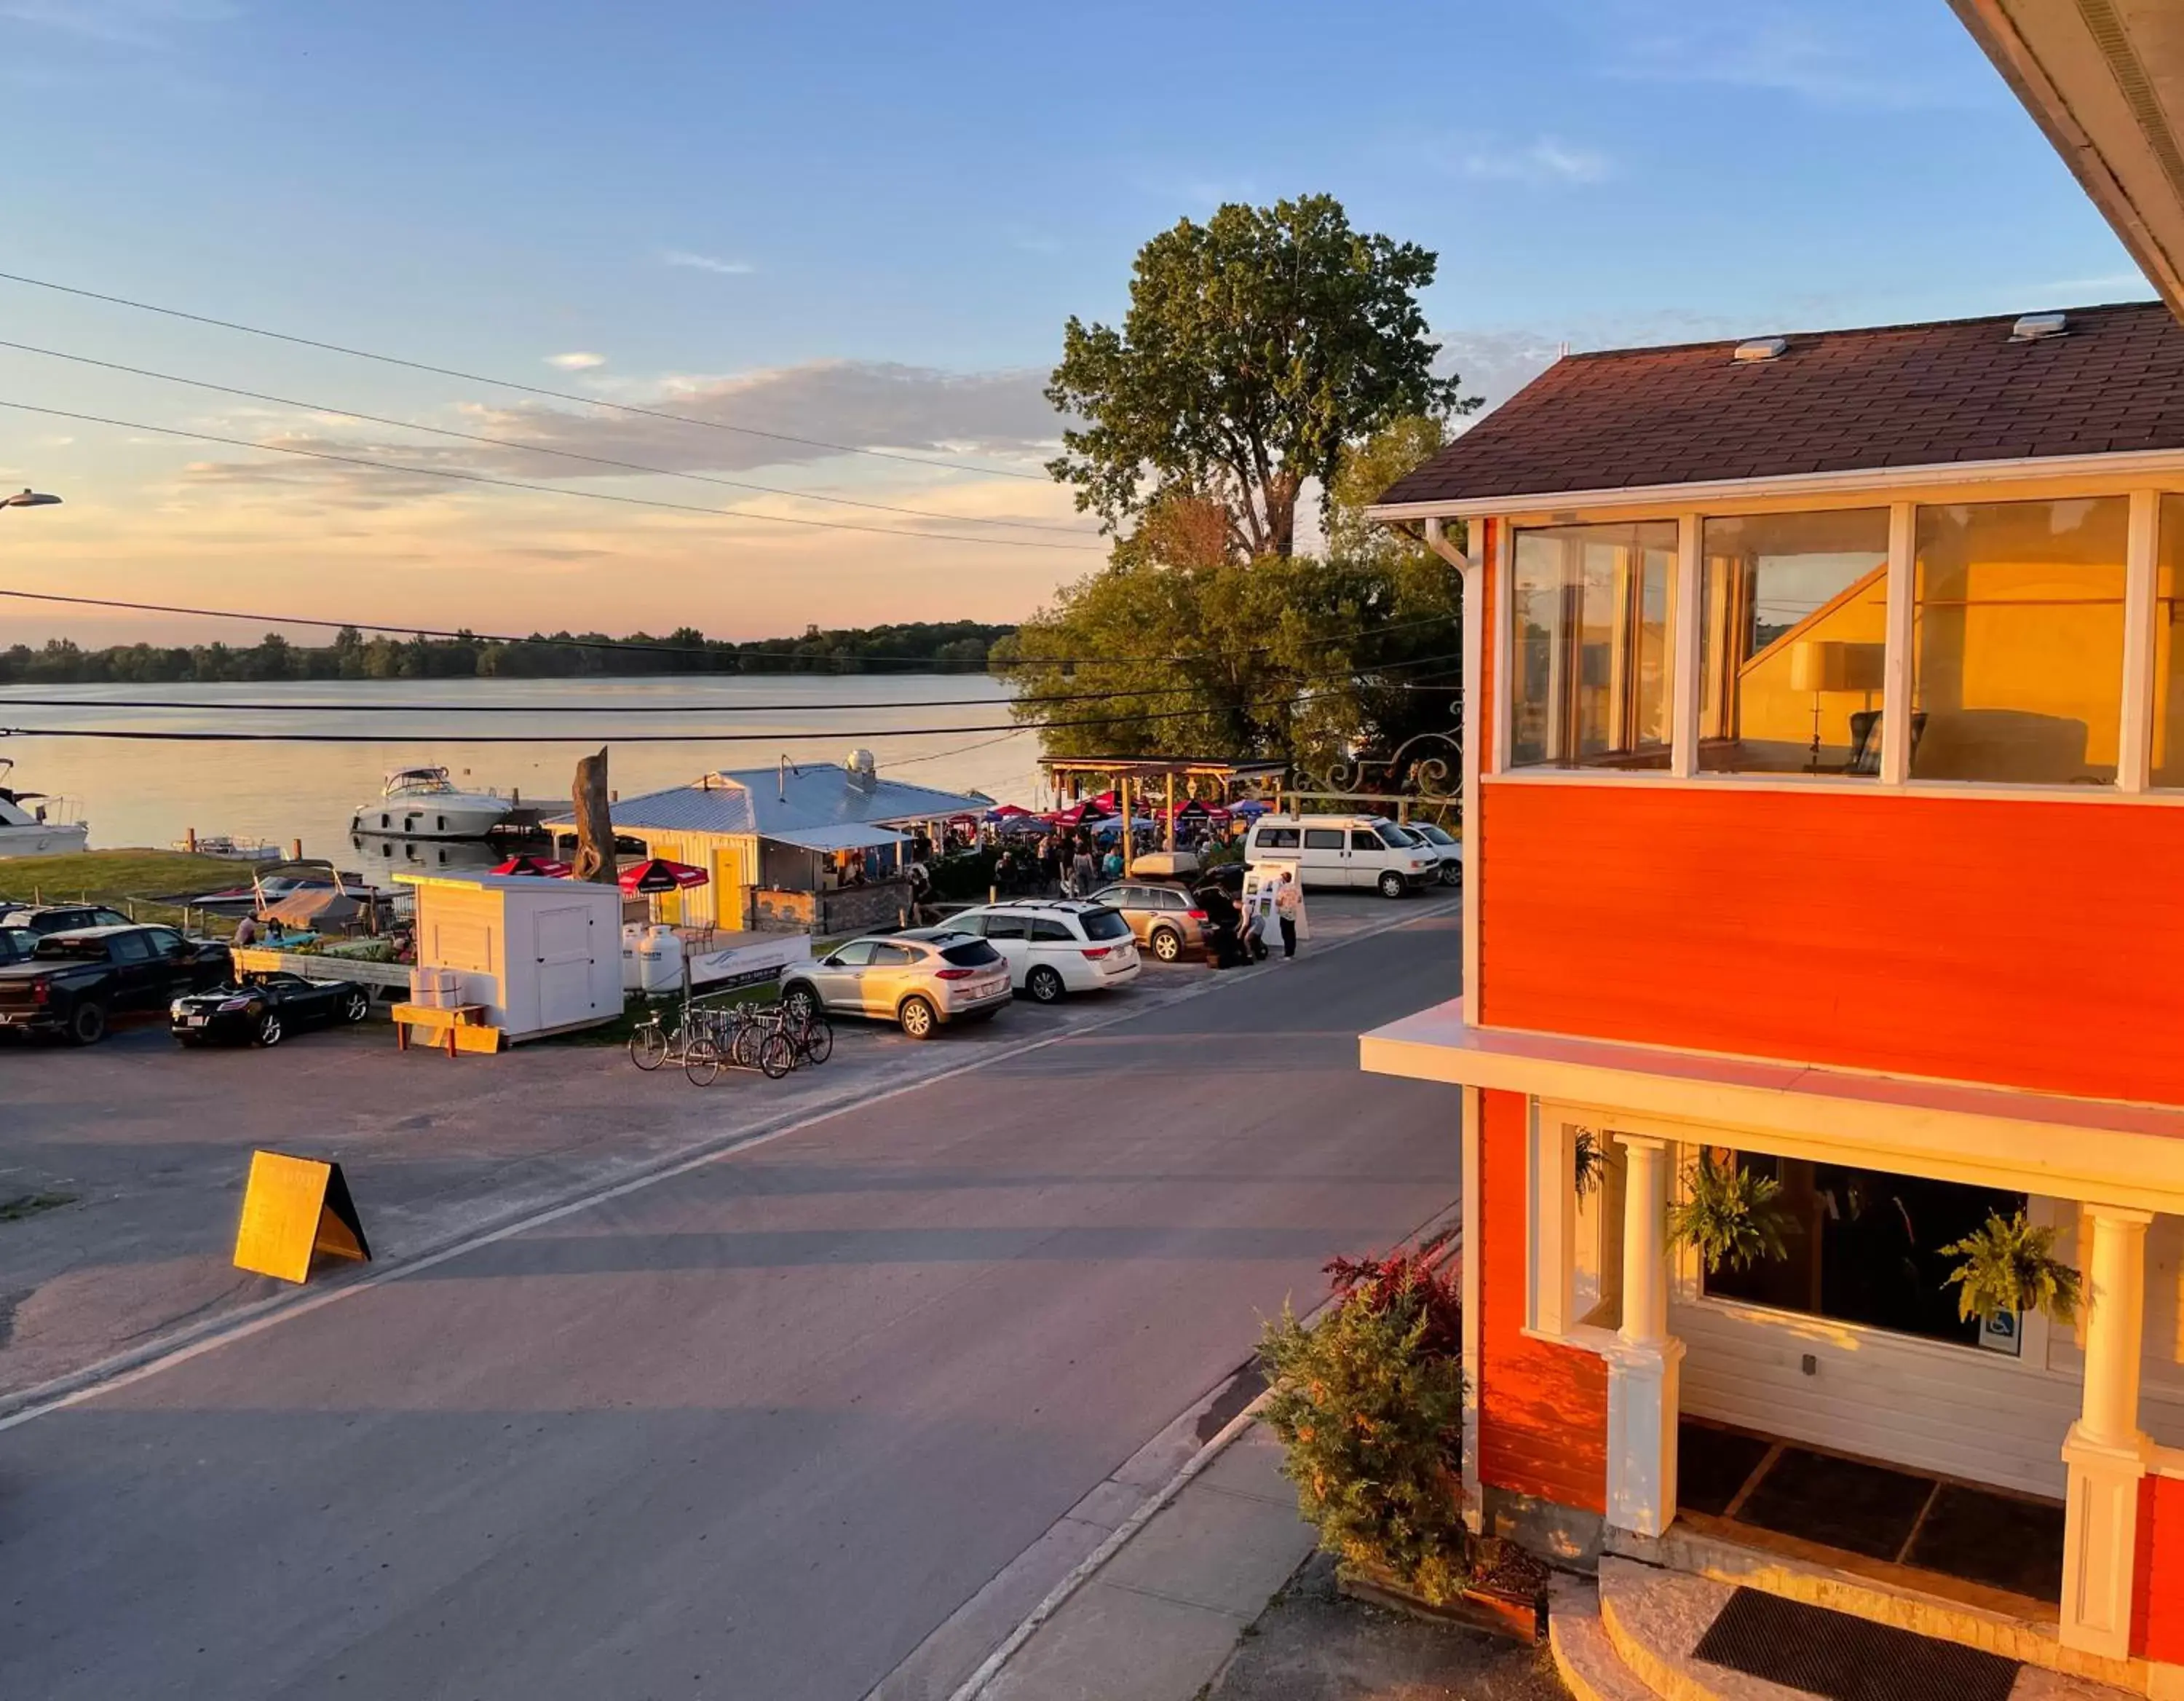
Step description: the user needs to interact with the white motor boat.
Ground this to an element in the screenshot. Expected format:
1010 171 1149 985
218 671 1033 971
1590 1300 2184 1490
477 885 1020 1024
0 759 89 857
349 767 515 840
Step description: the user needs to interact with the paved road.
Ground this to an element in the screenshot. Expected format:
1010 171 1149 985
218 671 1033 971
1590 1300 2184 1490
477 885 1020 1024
0 915 1463 1700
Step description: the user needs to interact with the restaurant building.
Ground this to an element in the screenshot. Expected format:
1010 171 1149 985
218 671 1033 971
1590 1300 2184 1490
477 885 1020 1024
1360 299 2184 1687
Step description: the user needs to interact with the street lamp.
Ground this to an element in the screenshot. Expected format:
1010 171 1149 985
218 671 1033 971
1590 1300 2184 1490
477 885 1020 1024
1 489 60 509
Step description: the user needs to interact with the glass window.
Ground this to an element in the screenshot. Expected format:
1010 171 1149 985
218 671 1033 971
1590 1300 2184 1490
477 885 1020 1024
1082 909 1132 940
1912 497 2128 784
1349 830 1382 851
981 915 1026 940
1510 521 1676 769
108 932 154 962
2156 495 2184 789
1704 1152 2025 1351
870 943 917 966
1029 917 1073 942
1698 510 1890 775
1302 829 1342 850
1256 826 1299 848
830 940 877 966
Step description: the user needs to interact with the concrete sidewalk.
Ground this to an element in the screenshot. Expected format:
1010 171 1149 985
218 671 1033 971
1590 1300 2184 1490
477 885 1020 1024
973 1418 1318 1701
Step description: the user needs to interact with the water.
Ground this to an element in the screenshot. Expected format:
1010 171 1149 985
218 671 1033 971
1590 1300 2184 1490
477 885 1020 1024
0 675 1047 856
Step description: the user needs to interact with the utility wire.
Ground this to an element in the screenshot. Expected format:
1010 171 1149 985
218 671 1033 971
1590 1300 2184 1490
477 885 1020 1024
0 587 1461 668
0 337 1091 537
0 651 1464 716
0 400 1101 552
0 268 1051 481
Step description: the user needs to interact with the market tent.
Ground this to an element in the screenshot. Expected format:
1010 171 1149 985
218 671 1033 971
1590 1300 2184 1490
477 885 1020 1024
618 856 708 895
492 854 572 878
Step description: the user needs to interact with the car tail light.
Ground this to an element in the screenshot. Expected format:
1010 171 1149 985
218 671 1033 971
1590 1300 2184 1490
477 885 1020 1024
935 967 975 980
1082 947 1112 959
30 976 50 1004
1186 909 1208 922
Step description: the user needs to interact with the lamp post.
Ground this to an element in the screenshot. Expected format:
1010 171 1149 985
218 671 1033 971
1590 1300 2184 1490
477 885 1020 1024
1 489 60 510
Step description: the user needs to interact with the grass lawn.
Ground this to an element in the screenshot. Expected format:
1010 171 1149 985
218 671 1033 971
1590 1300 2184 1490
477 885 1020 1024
0 849 258 932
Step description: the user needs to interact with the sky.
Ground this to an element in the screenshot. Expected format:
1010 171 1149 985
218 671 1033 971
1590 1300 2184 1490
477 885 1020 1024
0 0 2154 650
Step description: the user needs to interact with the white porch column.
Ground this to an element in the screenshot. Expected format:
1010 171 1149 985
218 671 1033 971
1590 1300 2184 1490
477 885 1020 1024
2061 1205 2153 1659
1604 1134 1682 1536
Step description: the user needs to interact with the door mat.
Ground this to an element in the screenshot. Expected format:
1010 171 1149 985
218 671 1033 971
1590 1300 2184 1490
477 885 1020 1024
1693 1587 2019 1701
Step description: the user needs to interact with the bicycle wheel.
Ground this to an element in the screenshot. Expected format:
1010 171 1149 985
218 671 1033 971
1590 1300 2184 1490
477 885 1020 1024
803 1016 834 1065
758 1030 794 1080
684 1035 723 1086
629 1022 668 1070
730 1021 760 1070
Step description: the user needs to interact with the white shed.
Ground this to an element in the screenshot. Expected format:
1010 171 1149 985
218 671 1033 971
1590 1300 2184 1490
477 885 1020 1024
397 872 624 1041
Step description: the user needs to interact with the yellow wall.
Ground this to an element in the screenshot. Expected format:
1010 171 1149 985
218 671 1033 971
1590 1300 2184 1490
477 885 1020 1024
1731 569 1888 768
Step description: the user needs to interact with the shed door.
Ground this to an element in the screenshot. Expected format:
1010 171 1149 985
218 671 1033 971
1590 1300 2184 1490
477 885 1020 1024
533 904 599 1030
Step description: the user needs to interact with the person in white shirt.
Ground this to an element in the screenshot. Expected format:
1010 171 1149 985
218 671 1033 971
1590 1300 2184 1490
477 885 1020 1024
1275 871 1307 960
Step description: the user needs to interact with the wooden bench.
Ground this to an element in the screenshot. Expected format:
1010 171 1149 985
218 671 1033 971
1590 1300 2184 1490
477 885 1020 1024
389 1002 502 1056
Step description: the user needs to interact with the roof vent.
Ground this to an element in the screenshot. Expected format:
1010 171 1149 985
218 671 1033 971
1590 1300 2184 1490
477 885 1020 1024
1733 336 1787 363
2011 311 2068 342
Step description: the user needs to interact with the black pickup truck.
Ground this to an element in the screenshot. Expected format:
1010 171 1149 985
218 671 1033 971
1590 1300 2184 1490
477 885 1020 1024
0 924 232 1044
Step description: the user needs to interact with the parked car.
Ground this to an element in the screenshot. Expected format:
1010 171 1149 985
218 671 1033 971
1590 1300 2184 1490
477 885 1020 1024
778 928 1012 1038
949 899 1141 1002
1088 879 1209 963
0 926 36 966
1406 821 1463 885
0 902 135 935
1241 814 1439 898
0 924 232 1044
171 971 373 1048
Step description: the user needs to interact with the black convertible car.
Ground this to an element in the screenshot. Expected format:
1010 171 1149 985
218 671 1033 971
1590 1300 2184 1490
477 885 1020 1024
170 971 372 1047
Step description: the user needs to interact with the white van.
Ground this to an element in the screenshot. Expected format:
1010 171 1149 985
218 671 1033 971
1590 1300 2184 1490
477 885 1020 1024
1243 815 1440 899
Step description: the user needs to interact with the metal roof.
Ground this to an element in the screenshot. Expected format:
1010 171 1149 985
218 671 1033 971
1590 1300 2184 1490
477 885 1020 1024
545 762 986 840
765 824 910 852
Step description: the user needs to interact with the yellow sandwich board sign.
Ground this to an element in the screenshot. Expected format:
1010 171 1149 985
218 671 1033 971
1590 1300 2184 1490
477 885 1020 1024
233 1151 371 1284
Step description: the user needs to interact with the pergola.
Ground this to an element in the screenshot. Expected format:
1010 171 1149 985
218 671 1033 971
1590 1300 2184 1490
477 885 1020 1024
1038 756 1288 867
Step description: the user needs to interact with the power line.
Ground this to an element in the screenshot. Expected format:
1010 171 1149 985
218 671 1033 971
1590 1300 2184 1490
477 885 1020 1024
0 337 1091 537
0 267 1052 482
0 399 1103 552
0 587 1461 668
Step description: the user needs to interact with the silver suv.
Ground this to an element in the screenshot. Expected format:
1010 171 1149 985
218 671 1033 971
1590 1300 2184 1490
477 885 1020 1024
779 928 1013 1039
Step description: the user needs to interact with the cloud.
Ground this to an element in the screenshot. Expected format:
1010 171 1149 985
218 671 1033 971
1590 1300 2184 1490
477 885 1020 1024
660 249 756 276
546 352 607 371
1446 138 1613 185
1592 2 1986 109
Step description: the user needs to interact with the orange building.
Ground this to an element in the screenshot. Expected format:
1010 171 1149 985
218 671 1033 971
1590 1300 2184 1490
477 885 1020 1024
1360 301 2184 1692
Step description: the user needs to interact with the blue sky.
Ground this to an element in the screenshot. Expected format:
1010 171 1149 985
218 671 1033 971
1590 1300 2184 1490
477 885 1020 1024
0 0 2151 644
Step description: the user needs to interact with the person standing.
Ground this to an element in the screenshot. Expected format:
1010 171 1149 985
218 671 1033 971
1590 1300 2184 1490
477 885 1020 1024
1275 869 1306 960
1070 840 1096 898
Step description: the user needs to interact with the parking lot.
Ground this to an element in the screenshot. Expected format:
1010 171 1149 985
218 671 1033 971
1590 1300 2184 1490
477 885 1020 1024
0 888 1455 1407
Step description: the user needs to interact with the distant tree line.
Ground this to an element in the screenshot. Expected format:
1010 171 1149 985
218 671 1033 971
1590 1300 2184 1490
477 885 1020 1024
0 620 1014 685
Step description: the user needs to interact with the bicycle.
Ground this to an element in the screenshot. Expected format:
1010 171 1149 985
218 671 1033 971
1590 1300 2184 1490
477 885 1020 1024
778 1004 833 1067
725 1004 796 1080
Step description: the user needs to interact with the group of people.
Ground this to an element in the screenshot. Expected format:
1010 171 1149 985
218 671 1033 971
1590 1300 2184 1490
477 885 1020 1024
1195 869 1308 969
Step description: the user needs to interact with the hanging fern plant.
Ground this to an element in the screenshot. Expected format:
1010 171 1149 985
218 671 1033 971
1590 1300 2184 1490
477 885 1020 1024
1940 1211 2081 1327
1572 1128 1603 1199
1667 1151 1795 1274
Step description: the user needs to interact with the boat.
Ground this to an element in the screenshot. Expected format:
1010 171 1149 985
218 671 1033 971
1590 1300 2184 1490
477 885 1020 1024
172 834 281 860
349 767 515 840
0 759 89 857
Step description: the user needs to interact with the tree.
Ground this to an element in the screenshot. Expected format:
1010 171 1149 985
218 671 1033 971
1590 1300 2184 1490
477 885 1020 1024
1046 194 1468 560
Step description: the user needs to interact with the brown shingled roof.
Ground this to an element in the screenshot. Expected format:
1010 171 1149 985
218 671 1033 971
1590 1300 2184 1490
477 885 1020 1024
1376 300 2184 508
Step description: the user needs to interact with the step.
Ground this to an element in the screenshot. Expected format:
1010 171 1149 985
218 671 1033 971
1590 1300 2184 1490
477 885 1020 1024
1548 1573 1657 1701
1595 1558 2140 1701
1609 1523 2141 1692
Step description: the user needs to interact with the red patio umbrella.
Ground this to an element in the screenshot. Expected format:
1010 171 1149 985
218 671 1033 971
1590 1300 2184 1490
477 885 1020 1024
492 854 571 878
617 856 708 895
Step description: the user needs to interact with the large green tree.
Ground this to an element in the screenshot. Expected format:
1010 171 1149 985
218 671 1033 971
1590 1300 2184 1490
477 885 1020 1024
1046 194 1465 560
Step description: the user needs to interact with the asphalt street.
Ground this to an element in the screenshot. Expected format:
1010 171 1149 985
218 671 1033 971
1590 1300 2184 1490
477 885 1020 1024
0 913 1463 1700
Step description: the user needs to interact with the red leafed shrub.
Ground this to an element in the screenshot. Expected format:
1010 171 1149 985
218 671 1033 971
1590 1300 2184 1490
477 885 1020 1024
1324 1246 1462 1360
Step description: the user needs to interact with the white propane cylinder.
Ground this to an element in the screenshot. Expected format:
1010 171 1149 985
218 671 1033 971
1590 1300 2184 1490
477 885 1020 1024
620 921 649 991
637 924 684 994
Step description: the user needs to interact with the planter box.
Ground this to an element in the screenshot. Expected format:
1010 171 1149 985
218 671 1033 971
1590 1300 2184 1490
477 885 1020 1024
1337 1549 1548 1644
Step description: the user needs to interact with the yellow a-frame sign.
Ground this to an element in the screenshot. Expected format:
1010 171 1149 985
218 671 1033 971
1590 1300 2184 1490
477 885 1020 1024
233 1151 372 1284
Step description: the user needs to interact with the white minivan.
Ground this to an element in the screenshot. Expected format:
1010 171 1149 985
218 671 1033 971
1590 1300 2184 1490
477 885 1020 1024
1243 815 1440 899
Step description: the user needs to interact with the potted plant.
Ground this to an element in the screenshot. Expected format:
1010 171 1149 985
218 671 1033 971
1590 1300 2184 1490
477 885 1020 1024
1259 1248 1546 1641
1572 1127 1603 1199
1941 1210 2081 1327
1667 1149 1795 1273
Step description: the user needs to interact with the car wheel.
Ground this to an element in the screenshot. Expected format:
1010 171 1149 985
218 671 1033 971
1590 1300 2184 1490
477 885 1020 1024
1440 861 1462 887
341 989 371 1023
66 1001 108 1046
898 995 937 1039
254 1012 284 1047
1026 965 1065 1004
1377 869 1406 900
781 983 818 1023
1150 927 1183 963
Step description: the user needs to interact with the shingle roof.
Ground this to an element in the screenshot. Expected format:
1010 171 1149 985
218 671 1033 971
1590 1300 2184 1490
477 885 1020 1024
1377 300 2184 509
546 762 985 838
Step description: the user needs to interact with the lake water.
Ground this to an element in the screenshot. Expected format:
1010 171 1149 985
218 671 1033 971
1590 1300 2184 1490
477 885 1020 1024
0 674 1048 861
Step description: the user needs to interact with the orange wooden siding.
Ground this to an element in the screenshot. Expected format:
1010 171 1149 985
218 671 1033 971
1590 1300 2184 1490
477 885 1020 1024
2135 1473 2184 1662
1477 782 2184 1105
1478 1088 1609 1513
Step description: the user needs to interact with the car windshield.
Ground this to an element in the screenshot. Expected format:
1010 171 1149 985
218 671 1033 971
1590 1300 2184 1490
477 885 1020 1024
1415 824 1454 845
1080 908 1131 941
938 940 1002 967
1377 824 1420 846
